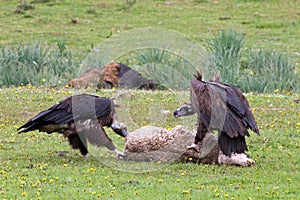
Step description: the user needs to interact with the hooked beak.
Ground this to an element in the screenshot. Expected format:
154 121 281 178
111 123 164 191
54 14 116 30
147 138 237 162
173 104 196 118
111 120 128 137
173 109 182 118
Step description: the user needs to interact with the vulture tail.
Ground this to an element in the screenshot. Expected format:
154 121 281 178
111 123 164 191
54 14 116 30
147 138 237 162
17 122 39 134
218 132 248 157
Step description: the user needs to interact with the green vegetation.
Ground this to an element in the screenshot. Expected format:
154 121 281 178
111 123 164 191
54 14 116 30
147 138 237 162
0 0 299 199
1 0 300 92
207 29 245 84
0 41 79 86
1 0 299 54
240 48 299 92
1 0 299 91
1 30 299 92
119 48 195 90
206 29 299 92
0 87 299 199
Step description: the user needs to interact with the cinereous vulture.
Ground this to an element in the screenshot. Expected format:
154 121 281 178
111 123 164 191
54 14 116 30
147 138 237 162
18 94 128 159
174 72 260 156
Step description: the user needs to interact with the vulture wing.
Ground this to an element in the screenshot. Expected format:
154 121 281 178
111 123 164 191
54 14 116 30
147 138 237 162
229 85 260 135
207 82 260 136
18 94 113 133
79 120 116 151
207 82 260 156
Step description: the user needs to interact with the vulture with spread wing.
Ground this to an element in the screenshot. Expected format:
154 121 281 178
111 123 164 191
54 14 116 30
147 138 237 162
174 72 260 156
18 94 128 159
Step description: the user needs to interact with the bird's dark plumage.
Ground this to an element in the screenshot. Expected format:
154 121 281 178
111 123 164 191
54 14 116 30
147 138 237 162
190 72 259 156
18 94 128 159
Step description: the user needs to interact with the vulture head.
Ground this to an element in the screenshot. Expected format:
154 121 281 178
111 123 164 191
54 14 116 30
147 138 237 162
111 120 128 137
173 102 196 118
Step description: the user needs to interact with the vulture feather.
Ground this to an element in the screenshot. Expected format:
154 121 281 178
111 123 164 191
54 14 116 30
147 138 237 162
18 94 128 159
174 72 260 156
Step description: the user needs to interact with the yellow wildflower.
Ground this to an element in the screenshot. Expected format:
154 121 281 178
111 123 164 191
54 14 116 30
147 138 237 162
182 190 189 194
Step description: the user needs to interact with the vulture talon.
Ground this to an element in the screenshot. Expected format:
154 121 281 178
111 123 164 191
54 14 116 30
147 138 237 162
187 143 200 152
247 158 255 165
83 154 89 160
114 149 126 158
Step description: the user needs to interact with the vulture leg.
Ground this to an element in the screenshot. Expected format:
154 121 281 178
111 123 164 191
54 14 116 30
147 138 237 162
194 121 209 144
114 149 126 158
187 120 209 152
67 133 89 159
78 132 88 159
186 143 200 152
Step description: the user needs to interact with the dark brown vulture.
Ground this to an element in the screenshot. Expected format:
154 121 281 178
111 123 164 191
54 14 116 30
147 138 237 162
18 94 128 159
174 72 260 156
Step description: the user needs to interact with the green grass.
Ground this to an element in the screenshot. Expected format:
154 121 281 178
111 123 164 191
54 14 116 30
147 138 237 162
205 29 299 92
1 0 299 91
1 29 299 92
0 41 80 86
206 28 245 84
240 48 299 92
0 0 300 199
0 0 299 56
0 87 299 199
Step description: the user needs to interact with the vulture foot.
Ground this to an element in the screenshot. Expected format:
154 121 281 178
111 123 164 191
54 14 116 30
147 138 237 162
114 149 126 159
218 152 256 166
186 143 200 152
246 158 255 166
83 154 89 160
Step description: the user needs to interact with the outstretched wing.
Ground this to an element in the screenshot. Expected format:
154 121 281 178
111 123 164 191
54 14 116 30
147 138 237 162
18 94 113 133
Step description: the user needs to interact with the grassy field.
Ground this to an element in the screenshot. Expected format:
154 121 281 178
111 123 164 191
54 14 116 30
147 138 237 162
0 0 300 199
1 0 300 56
0 87 299 199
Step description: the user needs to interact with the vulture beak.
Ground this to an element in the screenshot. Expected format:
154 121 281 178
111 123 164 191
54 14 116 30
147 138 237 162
173 109 183 118
111 120 128 137
173 103 196 118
